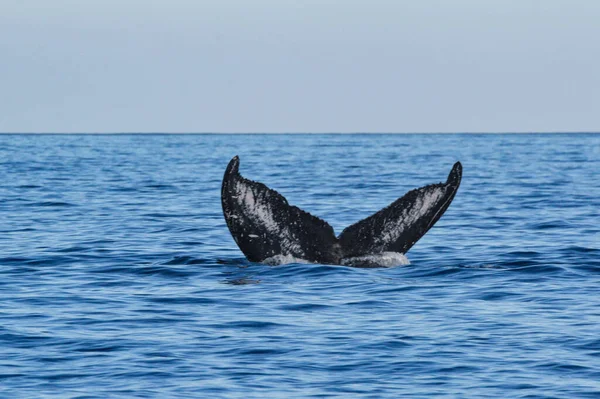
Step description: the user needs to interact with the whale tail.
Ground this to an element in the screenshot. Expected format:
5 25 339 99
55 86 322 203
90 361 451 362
221 156 461 266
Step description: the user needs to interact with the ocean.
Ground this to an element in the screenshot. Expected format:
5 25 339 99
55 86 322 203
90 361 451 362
1 133 599 398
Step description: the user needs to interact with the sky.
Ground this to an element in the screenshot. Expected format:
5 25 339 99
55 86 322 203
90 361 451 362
0 0 599 133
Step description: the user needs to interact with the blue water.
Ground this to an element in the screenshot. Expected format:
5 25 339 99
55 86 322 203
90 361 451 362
1 133 599 398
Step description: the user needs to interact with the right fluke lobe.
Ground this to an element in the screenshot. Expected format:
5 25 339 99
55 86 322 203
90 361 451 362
447 162 462 187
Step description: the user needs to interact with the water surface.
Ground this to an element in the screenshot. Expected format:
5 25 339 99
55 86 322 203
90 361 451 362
1 134 599 398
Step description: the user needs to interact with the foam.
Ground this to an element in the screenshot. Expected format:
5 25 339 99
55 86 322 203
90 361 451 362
341 252 410 268
262 252 409 268
262 254 315 266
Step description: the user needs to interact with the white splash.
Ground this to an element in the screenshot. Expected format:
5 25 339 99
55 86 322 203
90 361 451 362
341 252 410 268
263 254 315 266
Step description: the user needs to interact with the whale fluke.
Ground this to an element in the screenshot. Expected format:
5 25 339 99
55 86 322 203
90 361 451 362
221 156 461 267
221 156 341 264
338 162 462 258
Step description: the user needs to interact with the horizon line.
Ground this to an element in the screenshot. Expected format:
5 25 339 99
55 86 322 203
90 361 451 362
0 131 599 135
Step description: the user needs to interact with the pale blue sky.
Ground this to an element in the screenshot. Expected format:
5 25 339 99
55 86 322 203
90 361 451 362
1 0 598 133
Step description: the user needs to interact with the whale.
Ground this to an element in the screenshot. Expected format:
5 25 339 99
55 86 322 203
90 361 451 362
221 156 462 267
